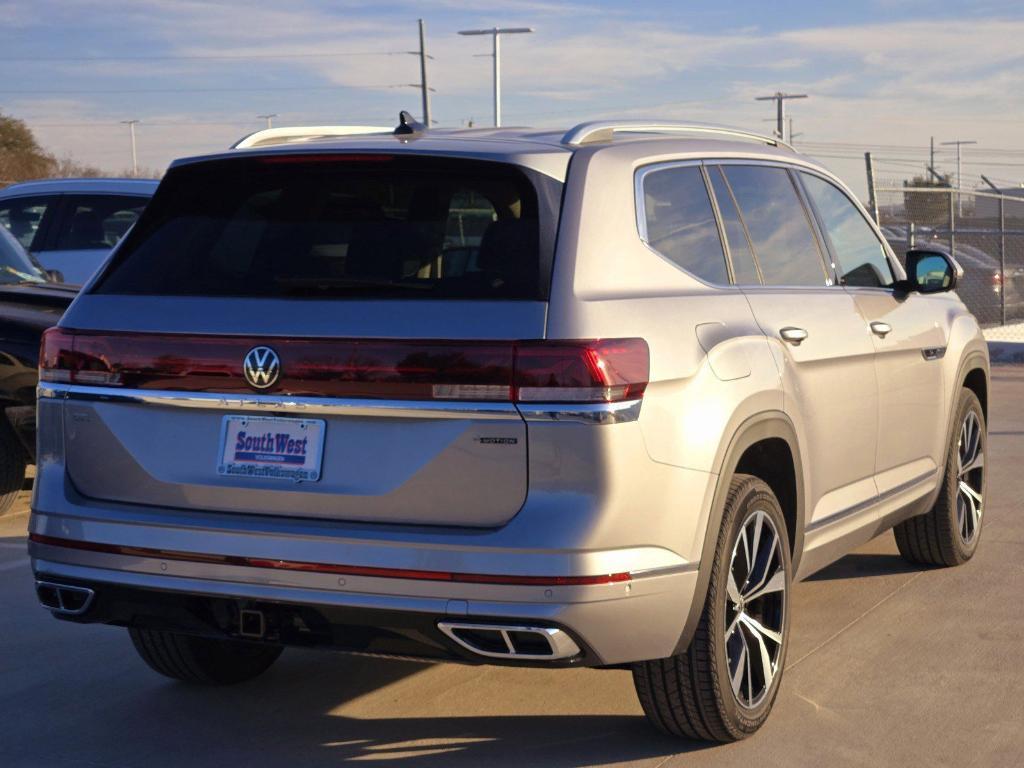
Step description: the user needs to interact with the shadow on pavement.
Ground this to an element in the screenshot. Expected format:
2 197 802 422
806 551 920 582
22 650 709 767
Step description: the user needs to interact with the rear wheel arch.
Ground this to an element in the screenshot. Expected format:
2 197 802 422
673 412 804 655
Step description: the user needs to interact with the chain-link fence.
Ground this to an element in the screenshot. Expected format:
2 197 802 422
874 184 1024 359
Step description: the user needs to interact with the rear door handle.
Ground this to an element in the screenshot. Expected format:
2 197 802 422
870 321 892 338
779 327 808 346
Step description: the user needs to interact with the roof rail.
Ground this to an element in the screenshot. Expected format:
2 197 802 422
231 125 393 149
562 121 792 150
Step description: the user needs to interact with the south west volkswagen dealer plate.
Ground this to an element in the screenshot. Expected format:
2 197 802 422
218 416 326 482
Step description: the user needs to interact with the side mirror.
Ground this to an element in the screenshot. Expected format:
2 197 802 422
901 250 962 294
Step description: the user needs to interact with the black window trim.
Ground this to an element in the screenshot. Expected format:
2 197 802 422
793 167 901 291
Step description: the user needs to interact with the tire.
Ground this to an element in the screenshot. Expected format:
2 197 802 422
632 474 792 741
129 628 283 684
894 388 986 567
0 418 26 516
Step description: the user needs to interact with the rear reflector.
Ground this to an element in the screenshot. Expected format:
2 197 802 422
40 329 648 404
28 533 631 586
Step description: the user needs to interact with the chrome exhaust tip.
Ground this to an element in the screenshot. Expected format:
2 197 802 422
438 621 581 661
36 581 95 616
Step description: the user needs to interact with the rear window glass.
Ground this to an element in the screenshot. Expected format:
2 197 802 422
96 155 560 300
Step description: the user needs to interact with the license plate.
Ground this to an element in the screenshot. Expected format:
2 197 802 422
218 416 325 482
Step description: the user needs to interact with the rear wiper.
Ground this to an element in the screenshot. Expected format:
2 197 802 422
275 276 433 292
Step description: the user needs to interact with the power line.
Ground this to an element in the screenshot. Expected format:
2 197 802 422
0 84 423 95
0 51 412 62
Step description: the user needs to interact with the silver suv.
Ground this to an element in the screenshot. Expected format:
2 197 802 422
29 118 989 741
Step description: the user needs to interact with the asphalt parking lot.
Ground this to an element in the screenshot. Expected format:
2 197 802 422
1 366 1022 768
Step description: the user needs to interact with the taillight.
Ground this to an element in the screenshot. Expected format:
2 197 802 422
39 328 124 386
39 330 649 404
514 339 648 403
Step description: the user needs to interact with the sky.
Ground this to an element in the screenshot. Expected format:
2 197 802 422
2 0 1024 197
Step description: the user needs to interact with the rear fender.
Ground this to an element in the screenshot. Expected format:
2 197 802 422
672 412 804 655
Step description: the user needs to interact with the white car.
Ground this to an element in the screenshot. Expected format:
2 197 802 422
0 178 158 285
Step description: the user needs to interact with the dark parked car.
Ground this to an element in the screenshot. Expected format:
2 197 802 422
0 226 76 513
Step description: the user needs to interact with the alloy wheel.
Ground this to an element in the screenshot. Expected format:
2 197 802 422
724 509 786 709
956 410 984 545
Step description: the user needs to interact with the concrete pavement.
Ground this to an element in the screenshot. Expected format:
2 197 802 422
1 367 1022 767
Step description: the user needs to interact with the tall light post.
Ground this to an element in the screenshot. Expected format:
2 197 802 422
120 119 139 177
457 26 533 127
257 113 278 129
941 139 977 216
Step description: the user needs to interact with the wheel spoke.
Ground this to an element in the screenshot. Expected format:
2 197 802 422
744 630 754 708
744 618 776 692
725 610 742 643
744 567 786 603
959 481 982 506
959 450 984 477
727 570 742 605
730 642 747 699
740 612 783 645
743 534 778 599
737 528 751 576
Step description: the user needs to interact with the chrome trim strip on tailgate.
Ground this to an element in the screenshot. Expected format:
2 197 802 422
40 383 642 424
39 383 521 421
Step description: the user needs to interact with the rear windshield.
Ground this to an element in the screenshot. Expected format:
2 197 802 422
95 154 561 300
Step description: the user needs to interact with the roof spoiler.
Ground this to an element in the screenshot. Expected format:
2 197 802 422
231 125 393 150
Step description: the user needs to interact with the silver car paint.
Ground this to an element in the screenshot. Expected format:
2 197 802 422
29 129 989 664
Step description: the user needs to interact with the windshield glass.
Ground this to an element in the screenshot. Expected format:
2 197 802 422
96 154 561 300
0 225 48 284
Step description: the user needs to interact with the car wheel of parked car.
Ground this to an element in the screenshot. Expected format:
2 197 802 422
632 474 791 741
0 418 26 516
128 628 283 684
894 388 986 567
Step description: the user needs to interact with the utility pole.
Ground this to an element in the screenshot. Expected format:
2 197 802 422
257 113 277 129
941 138 977 216
416 19 432 126
930 136 935 175
981 174 1007 325
754 92 807 143
457 26 534 127
120 119 139 177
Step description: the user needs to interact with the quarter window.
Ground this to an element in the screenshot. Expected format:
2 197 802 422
722 166 829 286
801 173 894 288
0 196 53 251
640 165 729 284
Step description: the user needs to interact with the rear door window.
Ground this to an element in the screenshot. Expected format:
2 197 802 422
96 155 558 300
722 165 830 286
0 195 56 251
53 195 149 250
707 166 761 284
800 173 894 288
640 164 729 284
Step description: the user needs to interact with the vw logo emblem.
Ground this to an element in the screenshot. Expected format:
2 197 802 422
243 346 280 389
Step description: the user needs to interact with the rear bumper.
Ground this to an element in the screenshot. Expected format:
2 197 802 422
30 533 698 666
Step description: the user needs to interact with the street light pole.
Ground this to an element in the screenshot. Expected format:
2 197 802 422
120 119 139 177
941 139 977 217
457 27 534 127
257 113 278 129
